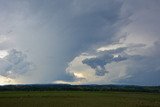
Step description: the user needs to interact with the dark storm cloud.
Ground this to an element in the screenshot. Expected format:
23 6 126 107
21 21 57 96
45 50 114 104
118 41 160 86
1 0 159 85
23 0 128 81
0 0 128 83
82 48 127 76
118 56 160 86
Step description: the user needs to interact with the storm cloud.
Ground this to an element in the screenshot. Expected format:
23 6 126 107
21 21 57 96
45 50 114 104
0 0 160 85
82 48 127 76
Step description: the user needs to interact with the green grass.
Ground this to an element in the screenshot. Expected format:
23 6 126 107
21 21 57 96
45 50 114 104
0 91 159 107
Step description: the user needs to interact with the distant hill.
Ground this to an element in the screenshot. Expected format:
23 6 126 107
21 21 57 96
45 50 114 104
0 84 160 93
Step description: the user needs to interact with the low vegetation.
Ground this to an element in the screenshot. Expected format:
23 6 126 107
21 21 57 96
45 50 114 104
0 91 160 107
0 85 160 107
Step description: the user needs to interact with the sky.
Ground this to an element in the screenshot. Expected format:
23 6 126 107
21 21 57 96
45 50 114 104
0 0 160 86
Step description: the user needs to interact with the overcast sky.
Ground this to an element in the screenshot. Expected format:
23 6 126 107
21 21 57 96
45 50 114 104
0 0 160 86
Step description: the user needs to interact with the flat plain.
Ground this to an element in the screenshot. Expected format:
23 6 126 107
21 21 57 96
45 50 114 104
0 91 159 107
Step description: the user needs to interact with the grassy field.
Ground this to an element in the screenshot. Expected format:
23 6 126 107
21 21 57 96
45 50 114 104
0 91 159 107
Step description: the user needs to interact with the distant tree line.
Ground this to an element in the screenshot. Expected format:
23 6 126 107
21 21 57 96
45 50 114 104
0 84 160 93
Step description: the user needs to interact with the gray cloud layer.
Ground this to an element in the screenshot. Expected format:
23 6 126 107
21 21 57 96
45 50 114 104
0 49 33 78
